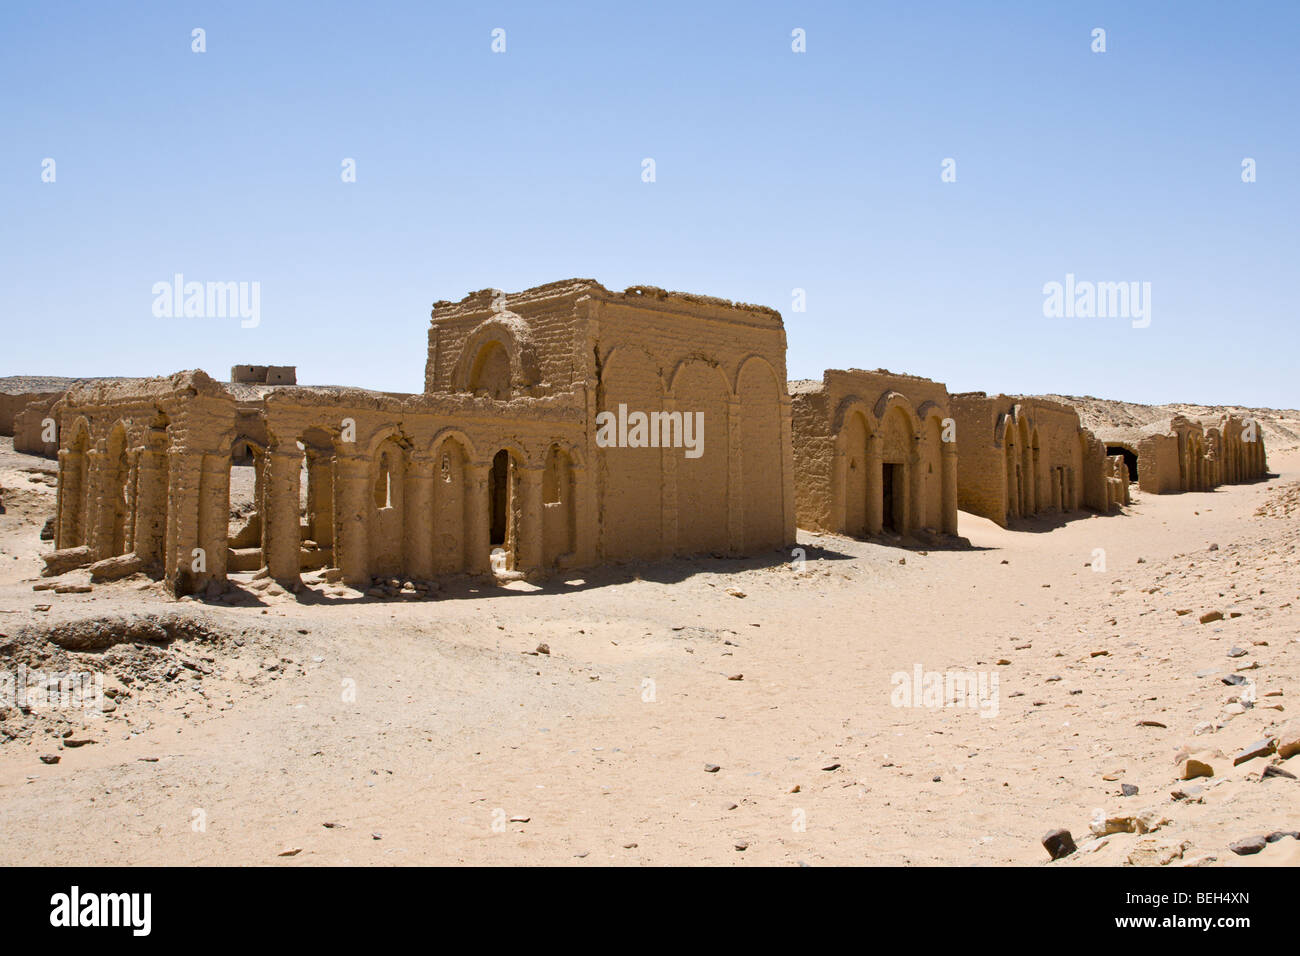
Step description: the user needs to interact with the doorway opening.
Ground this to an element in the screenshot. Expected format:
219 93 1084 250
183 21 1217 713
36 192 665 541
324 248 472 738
1106 445 1138 482
881 462 903 533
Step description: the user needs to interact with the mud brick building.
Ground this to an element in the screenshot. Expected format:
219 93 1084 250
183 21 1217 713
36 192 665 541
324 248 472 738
789 369 958 538
47 280 796 594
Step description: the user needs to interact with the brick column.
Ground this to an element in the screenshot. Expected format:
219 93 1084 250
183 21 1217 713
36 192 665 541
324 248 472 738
466 462 492 573
189 450 229 593
941 444 959 535
263 446 303 584
866 435 883 535
86 448 111 559
726 399 743 554
660 398 678 558
405 454 435 579
907 437 923 534
517 463 544 573
334 454 372 588
779 395 796 546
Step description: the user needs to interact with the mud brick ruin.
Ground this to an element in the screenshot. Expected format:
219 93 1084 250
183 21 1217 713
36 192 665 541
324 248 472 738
789 369 958 537
6 278 1268 596
231 365 297 386
949 394 1118 527
40 280 796 594
1099 414 1268 495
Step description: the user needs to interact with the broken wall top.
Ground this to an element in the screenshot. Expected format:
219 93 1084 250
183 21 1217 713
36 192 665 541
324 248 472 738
431 278 782 326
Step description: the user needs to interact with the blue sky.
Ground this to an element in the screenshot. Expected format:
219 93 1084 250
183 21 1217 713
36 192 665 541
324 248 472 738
3 1 1297 406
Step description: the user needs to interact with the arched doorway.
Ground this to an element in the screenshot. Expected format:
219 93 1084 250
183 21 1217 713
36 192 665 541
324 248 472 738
877 405 914 534
104 424 130 556
842 411 870 537
488 449 518 568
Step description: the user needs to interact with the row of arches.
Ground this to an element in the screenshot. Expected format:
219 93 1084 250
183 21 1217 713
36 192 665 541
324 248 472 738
1177 429 1212 492
214 428 584 587
1211 419 1267 487
54 409 588 593
57 416 170 566
997 411 1079 521
832 392 957 537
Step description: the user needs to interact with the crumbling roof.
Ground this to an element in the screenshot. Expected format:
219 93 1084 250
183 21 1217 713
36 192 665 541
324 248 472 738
432 278 782 320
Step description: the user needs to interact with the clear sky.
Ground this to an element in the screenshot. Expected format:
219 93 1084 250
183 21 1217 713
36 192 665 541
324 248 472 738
3 1 1297 407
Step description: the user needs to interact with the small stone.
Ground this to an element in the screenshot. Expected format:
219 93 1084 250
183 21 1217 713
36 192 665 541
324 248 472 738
278 847 302 857
704 763 721 773
727 674 743 681
725 588 746 599
1137 720 1166 728
1233 738 1277 766
535 643 550 655
1199 611 1224 624
1180 758 1214 780
1265 830 1300 842
508 815 530 823
1041 828 1077 860
1222 673 1248 686
1275 722 1300 759
1228 836 1266 856
1227 646 1247 658
1136 809 1169 833
822 763 841 772
39 754 60 765
1127 838 1188 867
1120 783 1139 797
1262 764 1296 780
734 841 748 851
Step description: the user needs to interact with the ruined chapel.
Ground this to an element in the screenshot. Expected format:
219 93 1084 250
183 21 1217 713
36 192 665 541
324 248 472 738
45 280 795 594
22 278 1270 597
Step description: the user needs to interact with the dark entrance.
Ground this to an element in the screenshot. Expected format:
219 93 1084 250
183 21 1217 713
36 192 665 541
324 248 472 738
1106 445 1138 482
881 462 902 532
489 449 511 546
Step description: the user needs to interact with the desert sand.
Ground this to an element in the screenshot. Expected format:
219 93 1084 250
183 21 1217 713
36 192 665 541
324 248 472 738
0 427 1296 866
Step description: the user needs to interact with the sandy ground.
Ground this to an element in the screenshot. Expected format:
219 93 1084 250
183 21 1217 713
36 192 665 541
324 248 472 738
0 437 1296 866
